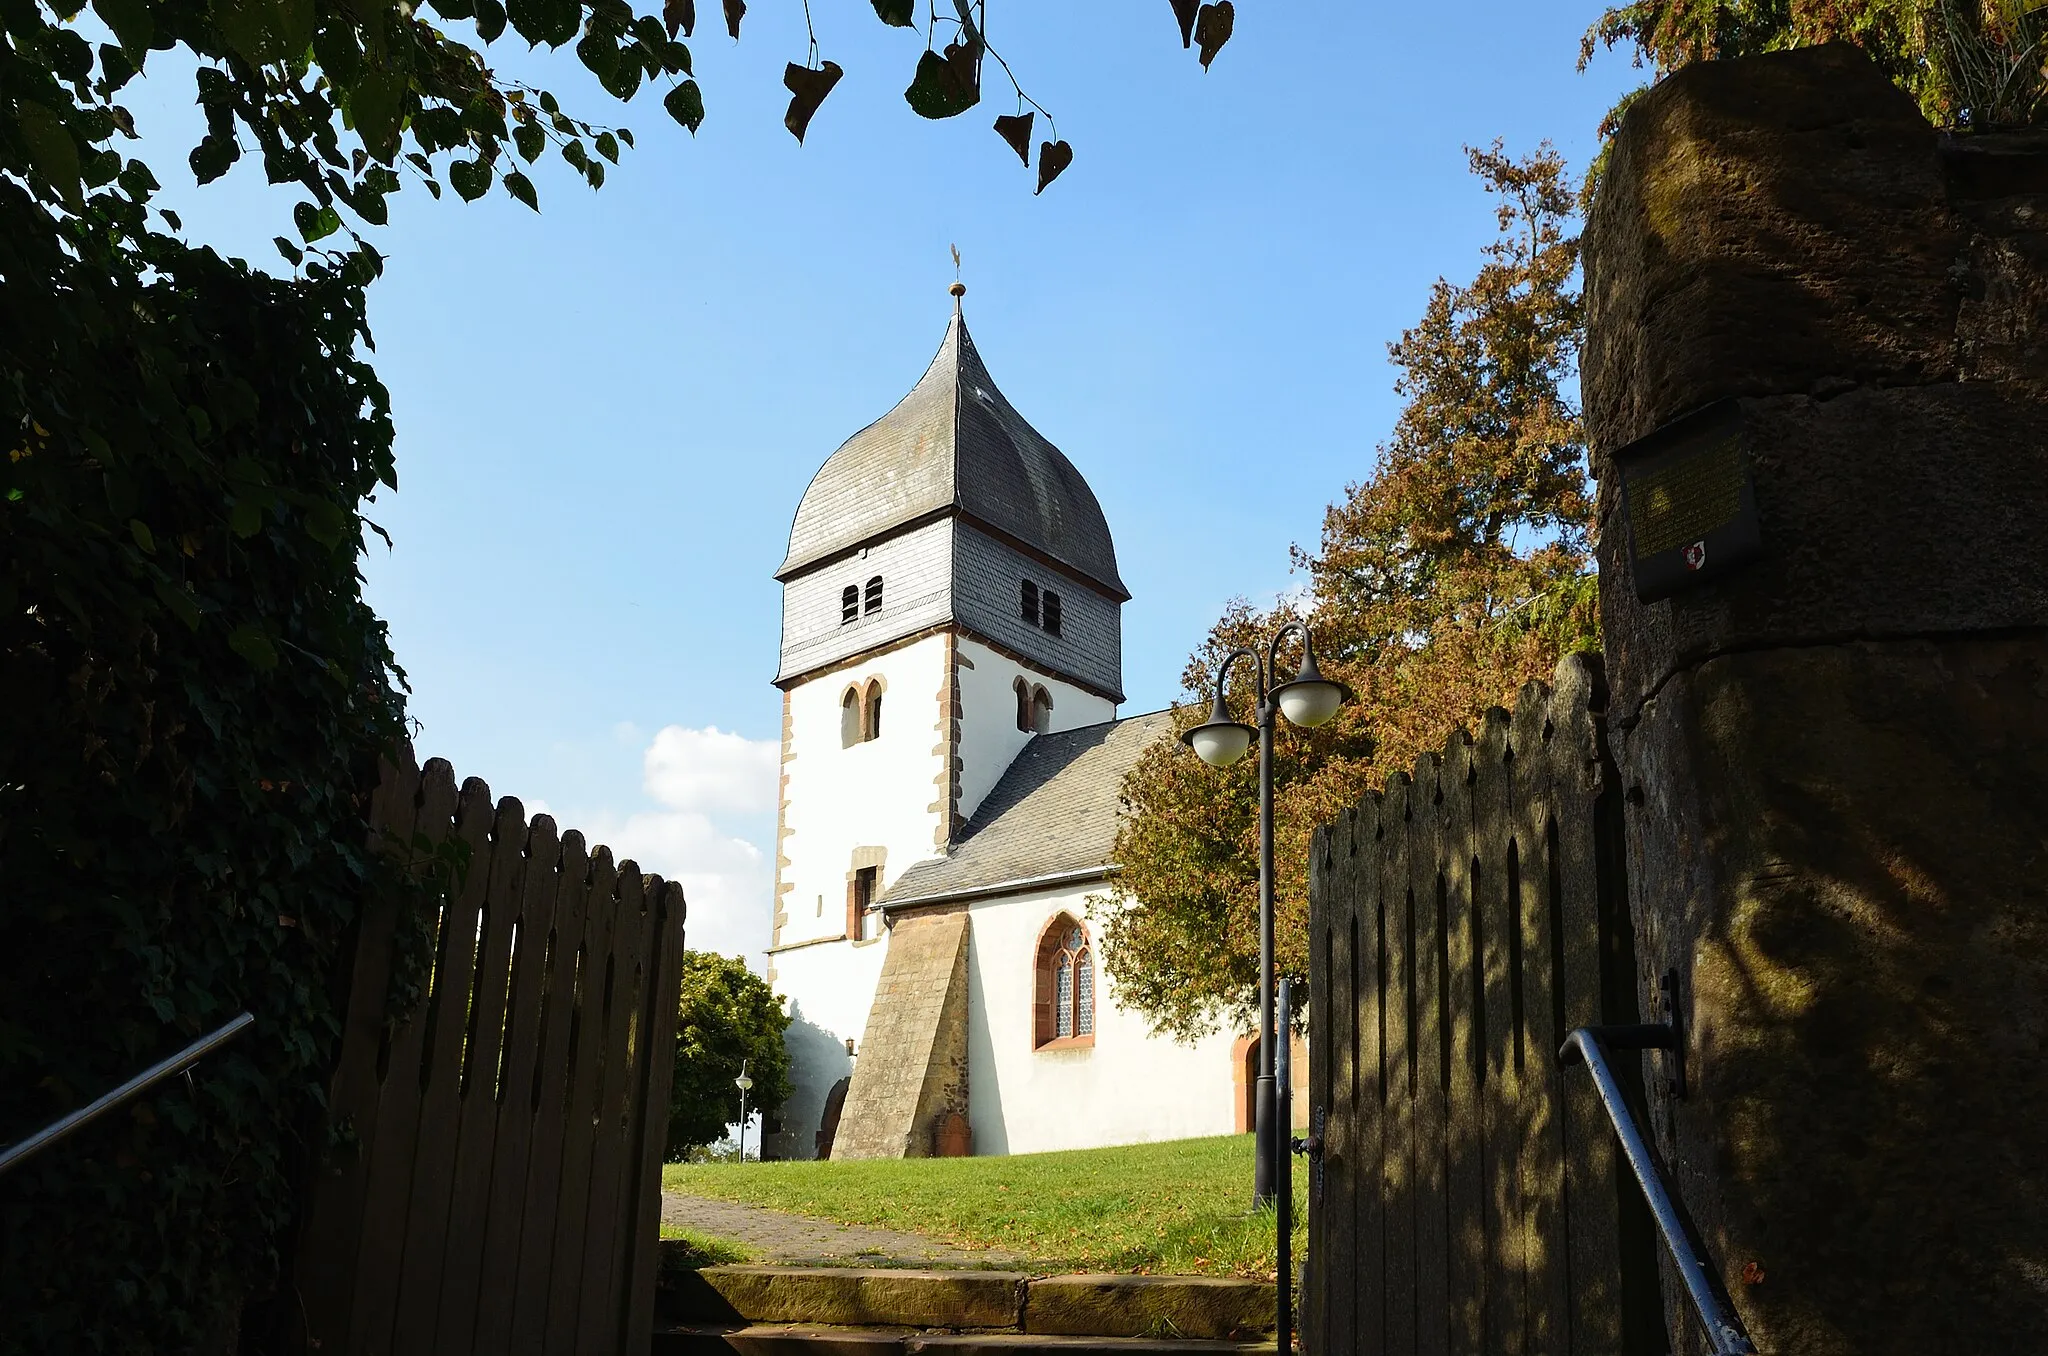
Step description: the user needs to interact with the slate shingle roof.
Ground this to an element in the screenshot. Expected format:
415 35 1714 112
775 304 1129 601
878 709 1177 908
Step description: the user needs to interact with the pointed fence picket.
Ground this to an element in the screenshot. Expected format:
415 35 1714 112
296 752 686 1356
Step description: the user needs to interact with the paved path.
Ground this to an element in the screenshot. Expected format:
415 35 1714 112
662 1192 1030 1268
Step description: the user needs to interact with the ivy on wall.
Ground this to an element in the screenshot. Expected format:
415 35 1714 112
0 174 415 1350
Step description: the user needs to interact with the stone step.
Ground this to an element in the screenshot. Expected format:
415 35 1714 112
652 1325 1278 1356
658 1259 1276 1342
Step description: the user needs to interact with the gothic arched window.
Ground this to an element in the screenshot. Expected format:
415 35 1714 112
1033 915 1095 1048
1014 677 1032 733
863 679 883 741
864 575 883 615
841 584 859 624
1030 685 1053 735
841 687 862 748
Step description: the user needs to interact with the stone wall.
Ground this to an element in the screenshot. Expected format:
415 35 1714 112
831 911 971 1159
1584 44 2048 1354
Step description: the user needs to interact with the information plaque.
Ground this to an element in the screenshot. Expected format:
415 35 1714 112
1616 398 1762 603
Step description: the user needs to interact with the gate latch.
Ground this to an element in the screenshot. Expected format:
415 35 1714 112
1291 1105 1326 1201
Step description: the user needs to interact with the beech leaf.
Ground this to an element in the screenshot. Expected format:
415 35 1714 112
1170 0 1198 47
663 0 694 37
1194 1 1233 69
904 39 981 120
1035 138 1073 195
782 61 843 144
722 0 743 39
665 79 705 132
870 0 914 25
994 111 1033 166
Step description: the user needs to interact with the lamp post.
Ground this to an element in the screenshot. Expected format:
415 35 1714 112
1180 621 1349 1210
734 1062 754 1163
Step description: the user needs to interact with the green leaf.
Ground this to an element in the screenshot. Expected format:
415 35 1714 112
228 623 280 671
595 131 620 163
349 67 406 162
92 0 154 57
448 157 492 201
584 159 605 189
617 127 634 148
665 80 705 133
230 497 264 537
540 90 560 115
210 0 314 68
476 0 507 40
153 578 202 630
869 0 913 25
294 200 341 242
561 138 589 171
304 498 349 547
904 41 981 120
662 0 694 38
514 122 546 162
1194 1 1234 69
16 102 83 209
504 169 538 210
722 0 744 39
129 519 156 554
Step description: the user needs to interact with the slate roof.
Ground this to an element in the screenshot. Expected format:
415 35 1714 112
775 303 1129 600
878 708 1177 908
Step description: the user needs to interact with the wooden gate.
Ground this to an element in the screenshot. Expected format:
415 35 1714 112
296 752 687 1356
1303 654 1664 1356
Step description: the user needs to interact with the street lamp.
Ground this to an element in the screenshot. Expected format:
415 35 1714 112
734 1062 754 1164
1181 621 1349 1209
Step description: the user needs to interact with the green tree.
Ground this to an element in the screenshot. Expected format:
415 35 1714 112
669 951 792 1156
1099 144 1599 1042
1581 0 2048 130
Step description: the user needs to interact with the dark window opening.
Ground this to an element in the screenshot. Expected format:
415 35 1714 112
841 585 859 624
847 865 878 940
1042 590 1062 637
864 575 882 615
864 681 883 741
1014 678 1032 733
1020 580 1039 626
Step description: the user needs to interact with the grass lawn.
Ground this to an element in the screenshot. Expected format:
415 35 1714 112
662 1133 1307 1279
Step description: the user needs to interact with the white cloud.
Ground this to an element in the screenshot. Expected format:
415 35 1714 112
643 725 779 816
573 806 772 964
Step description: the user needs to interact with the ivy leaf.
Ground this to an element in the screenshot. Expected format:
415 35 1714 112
665 79 705 133
92 0 153 58
1035 138 1073 195
476 0 507 41
994 110 1033 165
293 200 341 243
663 0 694 38
904 39 982 120
1169 0 1198 47
274 235 304 265
595 130 620 163
869 0 913 24
782 61 843 144
1194 1 1233 69
153 578 202 630
128 519 156 554
722 0 743 39
16 103 83 209
504 169 538 210
228 623 280 672
448 157 493 201
304 498 349 548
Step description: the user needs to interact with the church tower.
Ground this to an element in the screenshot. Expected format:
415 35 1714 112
763 289 1128 1158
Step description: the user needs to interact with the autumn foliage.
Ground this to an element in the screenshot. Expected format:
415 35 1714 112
1099 145 1599 1042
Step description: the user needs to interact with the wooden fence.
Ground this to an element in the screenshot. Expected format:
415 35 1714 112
295 752 687 1356
1303 653 1664 1356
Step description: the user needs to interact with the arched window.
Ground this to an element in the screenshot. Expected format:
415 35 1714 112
1042 590 1063 637
1030 685 1053 735
863 680 883 741
864 575 883 615
841 687 862 748
1014 677 1032 733
1020 580 1039 626
1033 915 1095 1048
841 584 859 624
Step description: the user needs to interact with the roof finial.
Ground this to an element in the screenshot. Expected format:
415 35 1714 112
949 243 965 312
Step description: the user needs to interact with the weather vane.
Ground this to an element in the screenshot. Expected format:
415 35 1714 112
949 243 966 302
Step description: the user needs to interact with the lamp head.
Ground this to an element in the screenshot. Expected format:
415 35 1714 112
1180 686 1255 769
1271 637 1352 729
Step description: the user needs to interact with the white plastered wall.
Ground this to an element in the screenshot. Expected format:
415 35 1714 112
952 634 1116 821
965 883 1240 1156
766 631 952 1158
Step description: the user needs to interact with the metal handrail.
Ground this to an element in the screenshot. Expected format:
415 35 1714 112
1559 1024 1758 1356
0 1012 255 1178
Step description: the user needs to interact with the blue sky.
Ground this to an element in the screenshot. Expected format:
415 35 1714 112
118 2 1644 965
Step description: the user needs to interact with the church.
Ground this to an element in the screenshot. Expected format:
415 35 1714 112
760 289 1287 1161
